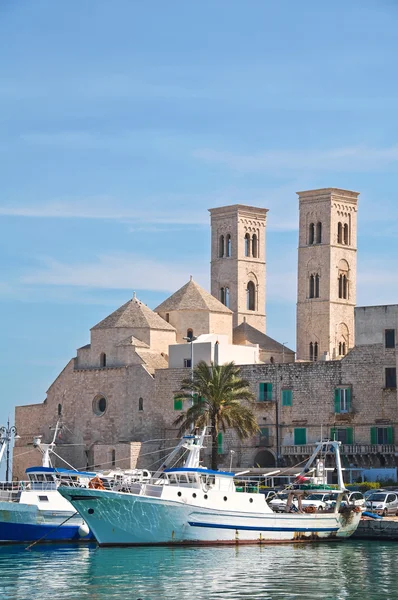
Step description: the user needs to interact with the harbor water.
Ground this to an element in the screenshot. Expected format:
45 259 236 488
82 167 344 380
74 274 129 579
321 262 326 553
1 541 398 600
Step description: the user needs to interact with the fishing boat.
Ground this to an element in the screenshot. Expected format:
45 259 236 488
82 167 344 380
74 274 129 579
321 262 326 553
59 430 362 546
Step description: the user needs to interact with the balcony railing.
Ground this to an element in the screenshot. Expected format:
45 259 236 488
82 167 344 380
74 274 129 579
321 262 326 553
281 444 396 456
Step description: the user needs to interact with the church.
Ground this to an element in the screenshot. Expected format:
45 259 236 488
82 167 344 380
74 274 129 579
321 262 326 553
13 188 398 480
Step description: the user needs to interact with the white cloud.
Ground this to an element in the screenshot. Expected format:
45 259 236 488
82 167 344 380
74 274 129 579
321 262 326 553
194 145 398 174
21 253 210 293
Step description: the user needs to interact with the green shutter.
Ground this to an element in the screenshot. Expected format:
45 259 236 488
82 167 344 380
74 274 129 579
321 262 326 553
282 390 292 406
217 431 223 454
330 427 336 441
266 383 273 401
294 428 306 445
346 428 353 445
370 426 377 445
346 388 351 412
387 427 394 444
259 383 265 401
173 397 183 411
334 388 340 413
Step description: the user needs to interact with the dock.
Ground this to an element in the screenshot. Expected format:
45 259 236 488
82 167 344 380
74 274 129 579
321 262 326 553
353 517 398 540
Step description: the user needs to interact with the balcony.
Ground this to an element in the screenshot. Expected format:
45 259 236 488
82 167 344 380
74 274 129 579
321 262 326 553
281 444 396 456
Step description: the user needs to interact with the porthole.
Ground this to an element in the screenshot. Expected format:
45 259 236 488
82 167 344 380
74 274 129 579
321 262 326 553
204 494 208 500
192 493 197 498
177 492 182 497
88 508 94 515
249 498 253 503
93 395 107 416
224 496 228 501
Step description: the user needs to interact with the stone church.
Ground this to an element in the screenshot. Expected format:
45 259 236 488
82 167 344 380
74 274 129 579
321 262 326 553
13 189 398 479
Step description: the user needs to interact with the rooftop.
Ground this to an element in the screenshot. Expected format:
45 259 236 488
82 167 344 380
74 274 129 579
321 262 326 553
92 294 176 331
155 277 232 314
233 321 294 354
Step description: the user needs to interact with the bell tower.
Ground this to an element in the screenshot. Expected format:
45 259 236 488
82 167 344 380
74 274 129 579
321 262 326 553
296 188 359 361
209 204 268 331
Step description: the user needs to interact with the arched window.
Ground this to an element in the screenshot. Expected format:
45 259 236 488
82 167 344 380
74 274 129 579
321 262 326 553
252 234 258 258
314 342 318 362
309 342 314 361
111 449 116 467
343 223 349 245
165 313 170 322
316 222 322 244
337 222 343 244
100 353 106 368
219 235 225 258
315 274 320 298
246 281 256 310
220 287 225 304
186 329 194 340
309 223 315 245
309 275 315 299
244 233 250 257
226 234 231 257
225 287 230 308
342 342 346 355
339 275 348 299
339 342 342 356
138 397 144 411
58 403 62 417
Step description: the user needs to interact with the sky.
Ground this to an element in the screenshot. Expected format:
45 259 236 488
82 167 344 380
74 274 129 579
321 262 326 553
1 1 398 462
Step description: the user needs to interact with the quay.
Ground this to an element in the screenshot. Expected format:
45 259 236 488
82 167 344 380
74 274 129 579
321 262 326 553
353 517 398 541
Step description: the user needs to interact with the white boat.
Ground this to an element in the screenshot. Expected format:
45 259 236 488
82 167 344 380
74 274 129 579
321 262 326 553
59 431 362 546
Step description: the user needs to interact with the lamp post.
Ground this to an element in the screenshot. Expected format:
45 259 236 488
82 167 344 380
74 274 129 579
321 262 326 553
183 334 198 409
0 418 19 482
229 449 235 472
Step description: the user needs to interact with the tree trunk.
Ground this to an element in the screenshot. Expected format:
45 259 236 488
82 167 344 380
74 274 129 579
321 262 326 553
211 419 218 471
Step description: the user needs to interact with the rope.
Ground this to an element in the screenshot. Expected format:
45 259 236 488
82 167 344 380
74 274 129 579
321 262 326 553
25 512 79 551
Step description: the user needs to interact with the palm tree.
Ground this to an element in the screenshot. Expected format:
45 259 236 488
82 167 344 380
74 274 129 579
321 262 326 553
173 361 259 470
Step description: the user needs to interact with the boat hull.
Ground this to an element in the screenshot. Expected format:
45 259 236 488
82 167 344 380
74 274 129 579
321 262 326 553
60 488 361 547
0 501 93 543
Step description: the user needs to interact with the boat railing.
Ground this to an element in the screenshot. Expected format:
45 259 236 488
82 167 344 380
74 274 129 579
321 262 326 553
234 477 261 494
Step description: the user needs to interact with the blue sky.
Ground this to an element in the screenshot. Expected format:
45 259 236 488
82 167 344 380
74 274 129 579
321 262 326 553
1 0 398 451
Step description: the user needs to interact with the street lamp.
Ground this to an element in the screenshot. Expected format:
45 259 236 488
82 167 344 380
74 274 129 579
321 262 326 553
183 334 198 387
229 450 235 472
0 418 20 482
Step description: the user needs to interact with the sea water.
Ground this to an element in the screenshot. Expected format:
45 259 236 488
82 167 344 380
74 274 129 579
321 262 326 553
0 541 397 600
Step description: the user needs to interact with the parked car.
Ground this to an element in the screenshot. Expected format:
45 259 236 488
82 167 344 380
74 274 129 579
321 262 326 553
365 492 398 516
269 493 292 512
325 491 365 509
364 488 385 499
260 489 279 502
300 493 332 510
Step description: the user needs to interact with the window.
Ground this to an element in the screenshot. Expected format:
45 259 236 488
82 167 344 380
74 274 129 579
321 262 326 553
226 234 231 257
258 382 273 401
174 397 183 411
343 223 349 245
58 403 62 416
385 368 397 389
282 389 293 406
309 275 315 299
385 329 395 349
111 449 116 467
219 235 225 258
309 223 315 245
225 287 230 308
294 428 307 445
186 329 194 340
38 496 49 502
315 274 320 298
371 426 394 445
244 233 250 257
165 313 170 322
100 353 106 368
314 342 318 361
259 427 270 446
138 397 144 411
247 281 256 310
309 342 313 361
338 342 347 356
334 388 351 413
93 395 107 416
220 287 230 307
184 358 192 368
316 222 322 244
220 287 225 304
217 431 223 455
337 222 343 244
338 274 348 299
330 427 353 444
252 234 258 258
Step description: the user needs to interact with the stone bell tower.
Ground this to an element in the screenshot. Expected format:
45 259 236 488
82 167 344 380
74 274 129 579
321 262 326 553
209 205 268 331
296 188 359 361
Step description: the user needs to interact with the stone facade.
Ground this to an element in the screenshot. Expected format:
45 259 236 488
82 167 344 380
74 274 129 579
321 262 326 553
209 205 268 331
296 188 359 361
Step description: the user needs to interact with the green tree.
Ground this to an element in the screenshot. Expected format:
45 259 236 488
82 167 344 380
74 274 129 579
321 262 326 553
174 361 259 470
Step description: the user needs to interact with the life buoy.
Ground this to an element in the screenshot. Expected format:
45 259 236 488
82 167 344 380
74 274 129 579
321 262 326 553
88 476 105 490
303 505 316 514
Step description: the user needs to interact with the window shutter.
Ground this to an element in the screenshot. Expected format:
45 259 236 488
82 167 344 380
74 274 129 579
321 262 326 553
370 427 377 445
294 428 306 445
173 397 183 411
346 428 353 445
334 389 340 413
266 383 273 400
217 432 223 454
387 427 394 445
330 427 336 441
282 390 292 406
259 383 265 401
346 388 351 412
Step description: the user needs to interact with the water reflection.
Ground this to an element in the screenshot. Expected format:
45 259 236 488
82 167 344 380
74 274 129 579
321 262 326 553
0 542 397 599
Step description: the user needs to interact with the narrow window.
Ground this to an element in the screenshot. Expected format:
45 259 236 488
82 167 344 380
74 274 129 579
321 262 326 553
339 342 342 356
316 222 322 244
244 233 250 257
315 274 320 298
186 329 193 340
309 223 315 245
174 397 183 411
282 389 293 406
342 342 346 356
252 234 258 258
314 342 318 362
100 353 106 368
343 275 348 299
334 388 352 413
309 342 314 361
219 235 225 258
138 397 144 411
247 281 256 310
338 275 343 299
259 382 273 401
58 403 62 416
184 358 192 368
343 223 349 245
165 313 170 323
111 449 116 467
220 287 225 304
309 275 315 299
385 368 397 389
385 329 395 349
337 222 343 244
294 428 307 445
225 287 230 308
226 234 231 257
